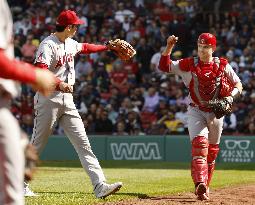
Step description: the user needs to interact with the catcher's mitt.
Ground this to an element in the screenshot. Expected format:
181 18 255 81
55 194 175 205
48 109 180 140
208 97 233 119
24 144 38 181
106 39 136 61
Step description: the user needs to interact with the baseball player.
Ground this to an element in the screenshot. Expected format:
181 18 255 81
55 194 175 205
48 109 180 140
24 10 122 198
158 33 242 200
0 1 56 205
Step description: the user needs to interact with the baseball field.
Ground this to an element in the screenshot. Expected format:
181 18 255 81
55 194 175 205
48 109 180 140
25 161 255 205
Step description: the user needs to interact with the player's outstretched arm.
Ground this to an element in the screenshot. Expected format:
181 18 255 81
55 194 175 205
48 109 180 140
80 43 108 54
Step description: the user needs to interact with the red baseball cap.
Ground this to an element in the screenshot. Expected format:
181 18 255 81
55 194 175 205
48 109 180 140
197 33 216 48
56 10 84 26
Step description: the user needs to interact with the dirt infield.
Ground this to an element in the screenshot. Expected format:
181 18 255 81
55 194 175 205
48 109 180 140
100 184 255 205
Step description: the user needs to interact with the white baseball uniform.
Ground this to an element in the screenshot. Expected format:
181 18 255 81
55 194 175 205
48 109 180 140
31 34 106 188
0 1 24 204
163 58 241 144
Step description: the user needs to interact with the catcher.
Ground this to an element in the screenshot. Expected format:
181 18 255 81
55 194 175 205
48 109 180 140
158 33 242 200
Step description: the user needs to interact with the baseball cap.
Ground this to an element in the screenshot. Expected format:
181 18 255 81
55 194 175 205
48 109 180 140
56 10 84 26
197 33 216 48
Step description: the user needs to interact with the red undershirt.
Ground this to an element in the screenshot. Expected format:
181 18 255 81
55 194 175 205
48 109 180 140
159 55 171 72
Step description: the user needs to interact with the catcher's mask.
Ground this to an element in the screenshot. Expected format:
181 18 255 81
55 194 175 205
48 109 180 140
197 33 216 50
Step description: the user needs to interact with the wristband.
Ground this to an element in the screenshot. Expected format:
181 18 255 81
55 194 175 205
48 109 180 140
231 87 241 100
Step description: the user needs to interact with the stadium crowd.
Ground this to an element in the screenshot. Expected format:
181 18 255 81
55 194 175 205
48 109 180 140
8 0 255 136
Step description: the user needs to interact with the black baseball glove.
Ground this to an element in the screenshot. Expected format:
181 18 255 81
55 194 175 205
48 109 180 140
208 97 233 119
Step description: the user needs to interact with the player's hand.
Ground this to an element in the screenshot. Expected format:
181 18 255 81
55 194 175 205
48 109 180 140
166 35 178 48
59 82 73 93
162 35 178 56
32 69 56 96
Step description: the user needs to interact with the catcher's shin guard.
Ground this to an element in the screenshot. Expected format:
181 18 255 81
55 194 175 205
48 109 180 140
207 144 219 187
191 136 209 185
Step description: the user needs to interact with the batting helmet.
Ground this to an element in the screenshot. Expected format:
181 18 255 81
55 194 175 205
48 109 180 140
197 33 216 49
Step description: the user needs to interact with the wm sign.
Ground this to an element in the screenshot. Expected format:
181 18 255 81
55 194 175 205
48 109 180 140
110 142 162 160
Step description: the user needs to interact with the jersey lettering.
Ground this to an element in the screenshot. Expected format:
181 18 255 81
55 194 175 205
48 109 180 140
55 54 74 68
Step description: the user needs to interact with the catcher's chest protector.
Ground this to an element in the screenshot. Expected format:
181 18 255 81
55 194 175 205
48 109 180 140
180 57 233 106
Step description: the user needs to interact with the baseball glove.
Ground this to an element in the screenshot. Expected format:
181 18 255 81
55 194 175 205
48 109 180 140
106 39 136 61
208 97 233 119
24 144 38 181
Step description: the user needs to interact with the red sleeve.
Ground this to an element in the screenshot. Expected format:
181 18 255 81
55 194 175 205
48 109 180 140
34 62 48 70
159 55 171 72
80 43 108 54
34 62 62 90
179 57 193 71
0 50 36 83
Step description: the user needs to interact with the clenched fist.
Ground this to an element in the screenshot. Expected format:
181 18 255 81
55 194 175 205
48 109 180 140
162 35 178 56
166 35 178 47
59 82 73 93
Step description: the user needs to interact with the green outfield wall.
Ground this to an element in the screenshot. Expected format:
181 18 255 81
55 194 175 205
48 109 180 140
40 135 255 163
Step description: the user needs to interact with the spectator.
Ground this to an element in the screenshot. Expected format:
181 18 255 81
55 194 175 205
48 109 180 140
20 35 37 63
132 124 145 135
94 109 113 134
125 109 141 135
136 38 155 75
110 62 129 94
113 121 129 136
150 46 165 71
223 113 237 134
92 62 110 93
142 87 160 113
157 112 182 134
75 55 93 80
114 2 135 24
105 104 119 125
175 103 189 133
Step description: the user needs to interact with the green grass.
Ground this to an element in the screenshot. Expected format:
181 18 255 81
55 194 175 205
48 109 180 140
25 161 255 205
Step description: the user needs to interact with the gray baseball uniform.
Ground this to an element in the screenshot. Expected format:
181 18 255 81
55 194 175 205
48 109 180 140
166 59 240 144
0 1 24 204
30 34 106 187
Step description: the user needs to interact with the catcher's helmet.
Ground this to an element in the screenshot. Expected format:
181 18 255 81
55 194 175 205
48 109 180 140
197 33 216 49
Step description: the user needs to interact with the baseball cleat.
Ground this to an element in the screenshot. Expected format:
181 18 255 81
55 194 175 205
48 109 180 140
95 182 122 198
195 183 209 200
24 186 37 197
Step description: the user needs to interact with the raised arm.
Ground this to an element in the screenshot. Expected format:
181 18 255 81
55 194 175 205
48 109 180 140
158 35 178 72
